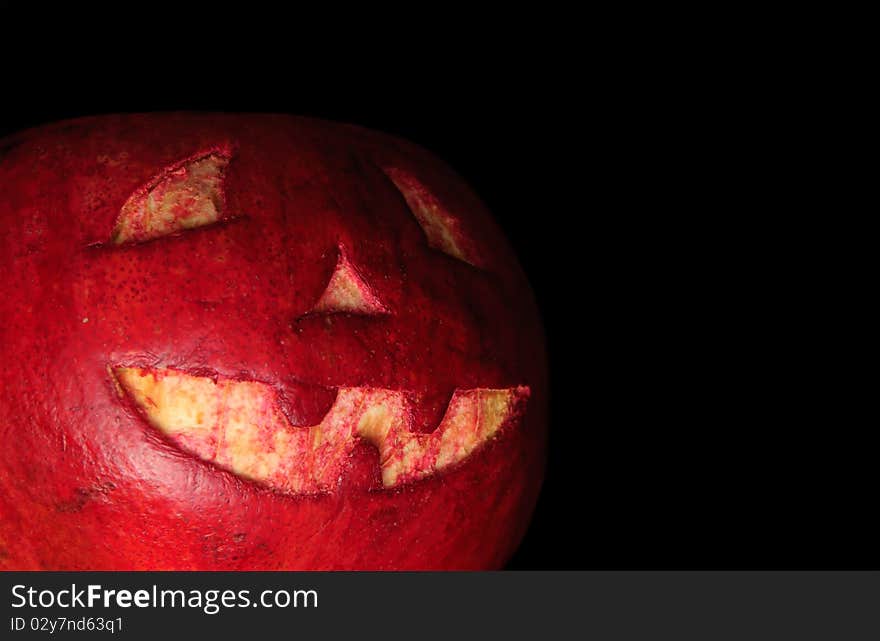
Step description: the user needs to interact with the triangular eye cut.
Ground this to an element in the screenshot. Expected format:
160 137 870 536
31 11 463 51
308 248 389 316
111 148 232 244
382 167 480 267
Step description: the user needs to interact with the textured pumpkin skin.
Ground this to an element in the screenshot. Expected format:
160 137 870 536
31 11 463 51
0 114 547 570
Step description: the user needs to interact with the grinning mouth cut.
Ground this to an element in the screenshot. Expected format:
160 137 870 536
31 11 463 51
112 367 529 493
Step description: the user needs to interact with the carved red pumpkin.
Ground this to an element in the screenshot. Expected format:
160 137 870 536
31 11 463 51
0 114 547 570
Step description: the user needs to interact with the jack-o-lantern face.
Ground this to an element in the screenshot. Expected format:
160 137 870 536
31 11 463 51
0 114 547 570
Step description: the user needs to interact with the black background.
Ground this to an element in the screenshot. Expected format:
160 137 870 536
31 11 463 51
0 12 872 570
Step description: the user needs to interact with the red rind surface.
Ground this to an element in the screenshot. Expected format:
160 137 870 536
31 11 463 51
0 114 547 570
